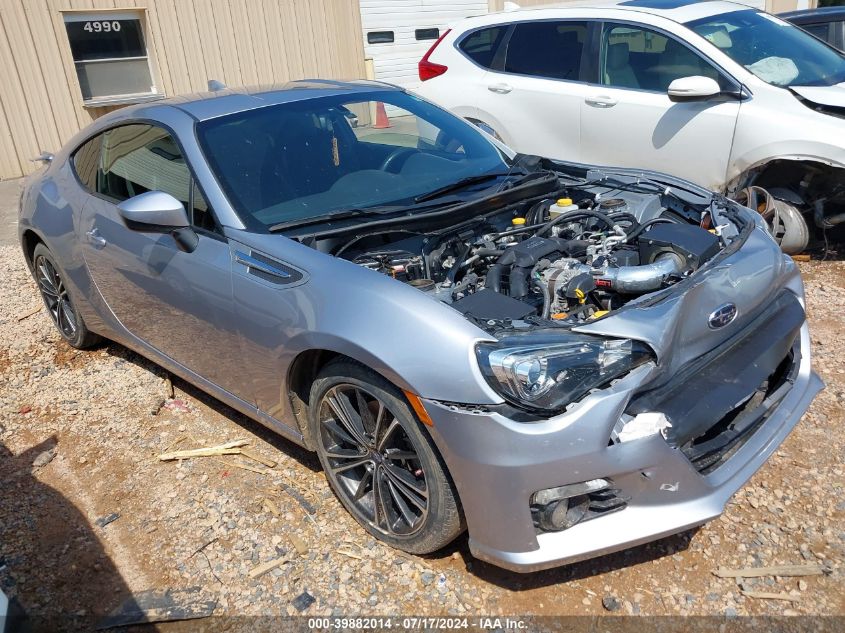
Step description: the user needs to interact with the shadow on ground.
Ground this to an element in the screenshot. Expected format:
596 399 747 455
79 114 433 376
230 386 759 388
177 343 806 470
0 437 132 632
102 342 321 474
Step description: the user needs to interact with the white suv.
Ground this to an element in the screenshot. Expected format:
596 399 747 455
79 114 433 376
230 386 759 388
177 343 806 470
415 0 845 252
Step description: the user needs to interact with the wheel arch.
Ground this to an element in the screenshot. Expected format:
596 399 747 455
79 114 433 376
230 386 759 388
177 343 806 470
285 347 422 450
726 155 845 198
20 228 46 272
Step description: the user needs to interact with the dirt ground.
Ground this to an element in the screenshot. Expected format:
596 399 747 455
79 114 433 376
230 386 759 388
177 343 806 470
1 242 843 632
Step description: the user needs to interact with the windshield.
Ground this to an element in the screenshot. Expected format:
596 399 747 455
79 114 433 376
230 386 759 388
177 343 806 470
196 91 510 229
687 9 845 87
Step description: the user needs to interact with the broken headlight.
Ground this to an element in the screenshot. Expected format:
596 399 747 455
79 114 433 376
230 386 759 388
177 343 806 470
476 333 653 413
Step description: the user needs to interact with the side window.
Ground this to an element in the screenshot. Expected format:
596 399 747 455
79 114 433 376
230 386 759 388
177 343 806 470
504 21 589 80
98 124 190 205
98 124 217 231
459 26 507 69
601 24 728 92
72 134 102 191
802 22 832 44
191 181 216 232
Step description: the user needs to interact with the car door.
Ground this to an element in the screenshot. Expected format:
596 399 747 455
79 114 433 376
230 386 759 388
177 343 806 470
579 21 742 190
77 123 244 394
472 20 595 161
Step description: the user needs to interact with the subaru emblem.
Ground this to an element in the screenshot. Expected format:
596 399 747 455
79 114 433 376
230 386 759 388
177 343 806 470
708 303 737 329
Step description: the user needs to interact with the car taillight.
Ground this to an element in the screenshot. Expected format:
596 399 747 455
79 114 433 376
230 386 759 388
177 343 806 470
419 29 451 81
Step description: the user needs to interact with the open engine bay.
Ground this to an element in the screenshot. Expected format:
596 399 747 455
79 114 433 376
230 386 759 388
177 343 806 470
306 163 750 331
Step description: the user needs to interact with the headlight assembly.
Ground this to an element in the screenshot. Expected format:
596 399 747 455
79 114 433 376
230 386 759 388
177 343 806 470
476 332 653 413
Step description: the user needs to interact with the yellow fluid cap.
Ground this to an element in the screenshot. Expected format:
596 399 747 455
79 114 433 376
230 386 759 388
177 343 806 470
512 217 526 225
557 198 573 206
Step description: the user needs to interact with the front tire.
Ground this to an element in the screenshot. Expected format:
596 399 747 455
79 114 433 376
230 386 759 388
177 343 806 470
309 360 463 554
32 243 100 349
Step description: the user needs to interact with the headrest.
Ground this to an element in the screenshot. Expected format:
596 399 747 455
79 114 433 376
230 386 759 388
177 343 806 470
606 43 630 69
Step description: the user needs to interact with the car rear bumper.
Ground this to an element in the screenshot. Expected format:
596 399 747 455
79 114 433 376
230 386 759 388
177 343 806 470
424 316 822 573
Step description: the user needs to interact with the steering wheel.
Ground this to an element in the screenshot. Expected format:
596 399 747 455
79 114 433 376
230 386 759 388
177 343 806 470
379 147 416 173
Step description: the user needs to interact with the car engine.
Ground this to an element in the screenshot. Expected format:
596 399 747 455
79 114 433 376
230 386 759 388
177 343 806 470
334 176 735 327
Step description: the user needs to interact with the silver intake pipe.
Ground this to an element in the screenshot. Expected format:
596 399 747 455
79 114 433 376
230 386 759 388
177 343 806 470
597 254 684 294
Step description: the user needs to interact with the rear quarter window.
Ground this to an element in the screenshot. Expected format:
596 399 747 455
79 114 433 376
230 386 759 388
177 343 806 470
505 21 589 81
71 134 102 192
459 26 507 69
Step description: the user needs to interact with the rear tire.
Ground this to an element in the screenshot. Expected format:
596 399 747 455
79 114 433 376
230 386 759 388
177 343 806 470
32 243 100 349
308 360 463 554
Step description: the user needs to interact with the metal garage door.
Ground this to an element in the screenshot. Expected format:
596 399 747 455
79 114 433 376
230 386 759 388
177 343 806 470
360 0 488 90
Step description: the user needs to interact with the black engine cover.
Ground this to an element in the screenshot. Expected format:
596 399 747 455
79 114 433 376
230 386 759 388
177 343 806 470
638 223 721 268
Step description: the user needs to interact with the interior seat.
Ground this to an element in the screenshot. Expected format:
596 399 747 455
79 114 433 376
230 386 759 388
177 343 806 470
604 42 639 88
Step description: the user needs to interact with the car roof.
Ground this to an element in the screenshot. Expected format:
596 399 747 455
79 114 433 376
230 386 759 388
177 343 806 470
780 6 845 24
474 0 755 26
120 79 402 123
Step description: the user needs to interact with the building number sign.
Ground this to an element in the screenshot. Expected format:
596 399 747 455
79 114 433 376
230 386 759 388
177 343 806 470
83 20 122 33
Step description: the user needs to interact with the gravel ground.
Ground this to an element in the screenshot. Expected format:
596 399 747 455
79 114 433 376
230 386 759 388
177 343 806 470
1 243 843 631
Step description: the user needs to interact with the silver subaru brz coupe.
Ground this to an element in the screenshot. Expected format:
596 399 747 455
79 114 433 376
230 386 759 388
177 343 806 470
18 80 821 572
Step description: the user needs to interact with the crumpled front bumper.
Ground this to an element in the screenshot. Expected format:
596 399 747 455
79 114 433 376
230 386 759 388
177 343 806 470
424 320 822 573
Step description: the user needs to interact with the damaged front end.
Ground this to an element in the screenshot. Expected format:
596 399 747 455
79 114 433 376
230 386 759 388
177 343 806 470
309 159 822 570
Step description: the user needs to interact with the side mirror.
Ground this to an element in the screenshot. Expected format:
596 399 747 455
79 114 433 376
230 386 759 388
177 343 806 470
667 76 722 102
117 191 198 253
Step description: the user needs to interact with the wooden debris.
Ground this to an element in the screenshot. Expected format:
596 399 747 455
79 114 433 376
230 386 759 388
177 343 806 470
714 564 824 579
289 534 309 557
791 254 811 262
248 555 290 579
262 498 281 517
741 590 801 603
158 440 249 462
164 375 175 399
16 305 42 321
336 549 363 560
240 448 277 469
162 435 188 454
223 460 269 475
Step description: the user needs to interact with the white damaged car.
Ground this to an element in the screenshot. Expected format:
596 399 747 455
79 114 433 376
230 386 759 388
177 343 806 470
416 0 845 253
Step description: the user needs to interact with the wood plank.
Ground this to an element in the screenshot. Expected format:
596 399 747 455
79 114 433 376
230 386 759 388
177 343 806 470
713 564 825 578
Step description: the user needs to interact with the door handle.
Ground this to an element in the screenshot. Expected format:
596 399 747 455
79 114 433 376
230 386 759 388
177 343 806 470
585 95 618 108
86 228 106 248
487 83 512 94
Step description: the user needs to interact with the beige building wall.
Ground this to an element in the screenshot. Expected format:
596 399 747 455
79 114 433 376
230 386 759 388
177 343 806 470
0 0 367 180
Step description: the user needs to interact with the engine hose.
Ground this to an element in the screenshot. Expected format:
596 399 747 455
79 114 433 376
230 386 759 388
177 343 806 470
486 263 505 293
598 254 684 294
535 274 551 319
536 209 616 237
509 266 532 298
446 243 473 285
623 217 680 243
461 248 505 269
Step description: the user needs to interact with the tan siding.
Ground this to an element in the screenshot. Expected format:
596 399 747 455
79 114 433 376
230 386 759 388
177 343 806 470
0 0 367 179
